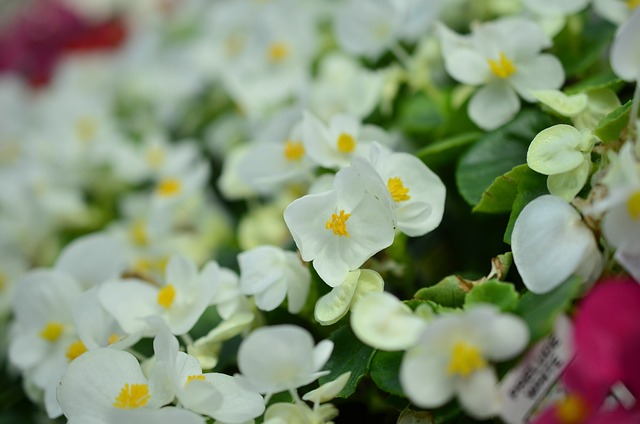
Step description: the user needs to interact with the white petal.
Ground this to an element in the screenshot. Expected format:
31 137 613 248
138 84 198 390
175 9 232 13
254 279 288 311
99 279 159 336
472 309 530 361
455 368 501 419
400 345 453 408
547 160 591 201
54 233 126 289
302 371 352 404
530 89 588 117
108 407 206 424
527 125 585 175
196 374 264 422
350 269 385 306
314 270 360 325
351 292 426 350
510 54 565 102
444 49 490 85
284 190 336 262
523 0 588 17
610 8 640 82
468 82 520 131
511 195 599 293
165 255 197 288
283 252 311 314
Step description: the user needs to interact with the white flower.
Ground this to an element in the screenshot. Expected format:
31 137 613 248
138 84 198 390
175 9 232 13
437 17 564 130
511 195 602 293
593 0 639 25
369 142 446 236
302 110 391 169
209 264 252 320
283 157 396 286
400 306 529 419
152 330 265 423
239 245 310 314
522 0 589 17
526 124 595 200
610 7 640 81
531 89 620 130
350 291 427 351
314 268 384 326
99 255 217 335
237 325 333 399
57 348 204 424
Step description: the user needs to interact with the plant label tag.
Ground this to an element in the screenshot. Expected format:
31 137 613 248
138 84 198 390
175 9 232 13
498 314 574 424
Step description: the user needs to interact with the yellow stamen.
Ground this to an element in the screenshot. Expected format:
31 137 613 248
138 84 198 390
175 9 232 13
156 178 182 197
387 177 411 202
40 322 64 342
129 220 148 246
108 334 121 345
447 342 487 377
554 394 590 424
627 0 640 9
133 256 169 276
336 133 356 153
488 52 517 79
326 210 351 237
113 383 150 409
627 191 640 220
66 340 87 362
145 146 165 169
157 284 176 309
268 42 289 62
187 375 205 383
75 117 97 143
284 140 305 161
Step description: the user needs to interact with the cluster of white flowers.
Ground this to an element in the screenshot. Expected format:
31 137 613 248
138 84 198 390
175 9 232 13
1 0 640 422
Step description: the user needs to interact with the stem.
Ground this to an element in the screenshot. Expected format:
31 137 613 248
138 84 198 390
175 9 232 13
390 42 413 70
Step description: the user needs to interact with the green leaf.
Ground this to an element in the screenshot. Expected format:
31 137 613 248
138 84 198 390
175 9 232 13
318 325 375 398
594 100 632 143
416 132 481 169
565 72 624 94
503 170 549 244
398 92 446 134
473 164 546 214
515 275 582 342
455 109 553 206
464 280 520 312
414 275 468 307
370 350 405 397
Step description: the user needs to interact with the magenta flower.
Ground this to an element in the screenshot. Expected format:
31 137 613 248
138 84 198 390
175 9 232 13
534 278 640 424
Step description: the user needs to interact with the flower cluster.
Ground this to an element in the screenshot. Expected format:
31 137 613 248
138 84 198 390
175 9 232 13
1 0 640 423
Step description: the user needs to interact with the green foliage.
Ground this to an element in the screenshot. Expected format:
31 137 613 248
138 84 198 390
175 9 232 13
456 110 553 206
398 92 446 135
318 325 376 398
414 275 469 307
464 280 520 312
473 164 546 214
370 350 405 397
417 132 482 169
594 100 633 143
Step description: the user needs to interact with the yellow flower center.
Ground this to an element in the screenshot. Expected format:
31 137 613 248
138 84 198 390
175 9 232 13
108 334 121 345
156 178 182 197
268 42 289 62
145 146 165 169
129 220 148 246
66 340 87 362
387 177 411 202
447 342 487 377
113 383 150 409
326 210 351 237
336 132 356 153
75 116 97 143
133 256 169 276
187 374 205 384
628 0 640 9
157 284 176 309
284 140 305 161
627 190 640 220
40 322 64 342
488 52 517 79
554 394 590 424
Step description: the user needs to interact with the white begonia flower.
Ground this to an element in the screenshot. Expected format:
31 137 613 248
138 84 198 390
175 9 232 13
237 325 333 400
0 252 27 319
511 195 602 294
309 53 385 121
369 142 446 237
73 287 141 351
302 110 391 170
57 348 204 424
437 17 565 130
209 264 252 320
188 312 255 370
263 402 338 424
522 0 589 17
351 291 427 351
54 232 127 290
238 245 310 314
152 330 265 423
531 89 621 130
302 372 352 405
99 255 217 336
593 0 639 25
283 157 397 287
527 124 595 200
400 305 529 419
589 142 640 280
314 269 384 326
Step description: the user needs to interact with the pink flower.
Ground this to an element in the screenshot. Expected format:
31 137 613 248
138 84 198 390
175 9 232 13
534 278 640 424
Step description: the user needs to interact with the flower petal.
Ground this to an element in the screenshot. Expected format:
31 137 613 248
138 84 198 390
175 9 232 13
468 82 520 130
